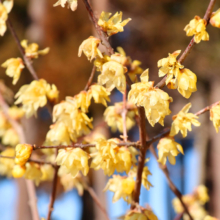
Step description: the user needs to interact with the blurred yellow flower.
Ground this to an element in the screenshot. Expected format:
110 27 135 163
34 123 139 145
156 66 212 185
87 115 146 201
210 104 220 133
87 84 110 107
104 102 136 133
94 55 110 72
0 148 15 177
98 11 131 36
2 128 19 147
15 144 33 166
21 40 49 59
104 175 135 203
170 103 200 137
2 58 24 85
8 106 25 120
204 216 218 220
0 111 10 136
74 91 90 113
24 162 42 186
12 164 26 178
78 36 103 61
2 0 13 13
0 3 8 36
56 148 89 177
157 137 184 165
122 208 158 220
128 69 173 127
98 60 126 93
195 185 209 205
184 16 209 43
210 9 220 28
40 165 54 182
53 0 77 11
15 79 59 117
158 50 183 85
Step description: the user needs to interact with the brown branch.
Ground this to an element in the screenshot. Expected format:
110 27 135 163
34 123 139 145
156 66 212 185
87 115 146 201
84 65 96 91
121 88 128 142
150 146 193 220
155 0 216 89
195 101 219 116
81 0 114 55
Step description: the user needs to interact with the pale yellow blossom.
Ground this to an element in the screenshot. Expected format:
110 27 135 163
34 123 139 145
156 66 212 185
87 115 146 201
210 9 220 28
158 50 183 85
184 16 209 43
24 162 42 186
2 128 19 146
0 111 10 136
2 0 13 13
8 106 25 120
128 69 173 127
15 79 59 117
15 144 33 166
40 165 54 181
12 164 26 178
2 58 25 85
0 148 15 177
121 208 158 220
157 137 184 165
210 104 220 133
204 216 218 220
98 11 131 36
94 55 111 72
74 91 90 113
21 40 49 59
104 175 135 203
56 148 89 177
0 3 8 36
54 0 77 11
78 36 103 61
98 60 126 93
195 185 209 205
170 103 200 137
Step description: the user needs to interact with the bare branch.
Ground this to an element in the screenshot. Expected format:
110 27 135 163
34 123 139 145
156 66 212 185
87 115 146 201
84 65 97 91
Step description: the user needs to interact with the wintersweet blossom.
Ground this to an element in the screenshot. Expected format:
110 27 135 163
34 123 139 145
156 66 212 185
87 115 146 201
170 103 200 137
74 91 89 113
94 55 110 71
78 36 103 61
2 128 19 146
98 60 126 93
1 58 25 85
157 137 184 165
0 148 15 177
40 165 54 181
158 50 183 85
91 138 137 176
0 3 8 36
210 9 220 28
87 84 110 107
15 79 59 117
53 0 77 11
12 165 26 178
104 102 136 133
56 148 89 177
2 0 13 13
8 106 25 120
15 144 33 166
0 111 10 136
210 104 220 133
128 69 173 126
122 209 158 220
24 162 42 186
184 16 209 43
98 11 131 36
104 175 135 203
204 216 218 220
21 40 50 59
194 185 209 205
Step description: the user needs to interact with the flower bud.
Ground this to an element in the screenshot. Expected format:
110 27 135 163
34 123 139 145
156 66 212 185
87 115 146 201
15 144 33 166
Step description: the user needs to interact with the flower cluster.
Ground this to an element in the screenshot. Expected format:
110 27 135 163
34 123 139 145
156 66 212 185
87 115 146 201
122 208 158 220
184 16 209 43
170 103 200 137
54 0 77 11
15 144 33 166
15 79 59 117
128 69 173 126
210 103 220 133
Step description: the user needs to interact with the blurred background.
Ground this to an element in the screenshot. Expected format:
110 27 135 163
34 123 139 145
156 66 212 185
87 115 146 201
0 0 220 219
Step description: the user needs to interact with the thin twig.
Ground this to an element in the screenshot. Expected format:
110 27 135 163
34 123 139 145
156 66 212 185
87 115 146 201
84 65 96 91
81 0 114 55
150 146 193 220
155 0 216 88
122 88 128 142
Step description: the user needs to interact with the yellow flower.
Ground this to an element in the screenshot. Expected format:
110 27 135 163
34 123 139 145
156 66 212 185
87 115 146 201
2 58 25 85
184 16 209 44
40 165 54 181
2 0 13 13
15 144 33 166
0 148 15 177
2 128 19 147
158 50 183 85
142 166 153 190
15 79 59 117
122 208 158 220
104 175 135 203
0 111 10 136
210 9 220 28
24 162 42 186
8 106 25 120
94 55 111 72
98 11 131 36
91 138 136 176
53 0 77 11
195 185 209 205
104 102 136 133
87 84 110 107
170 103 200 137
0 3 8 36
74 91 90 113
56 148 89 177
78 36 103 61
157 137 184 165
59 166 84 195
128 69 173 127
204 216 218 220
12 164 26 178
98 60 126 93
21 40 49 59
210 104 220 133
